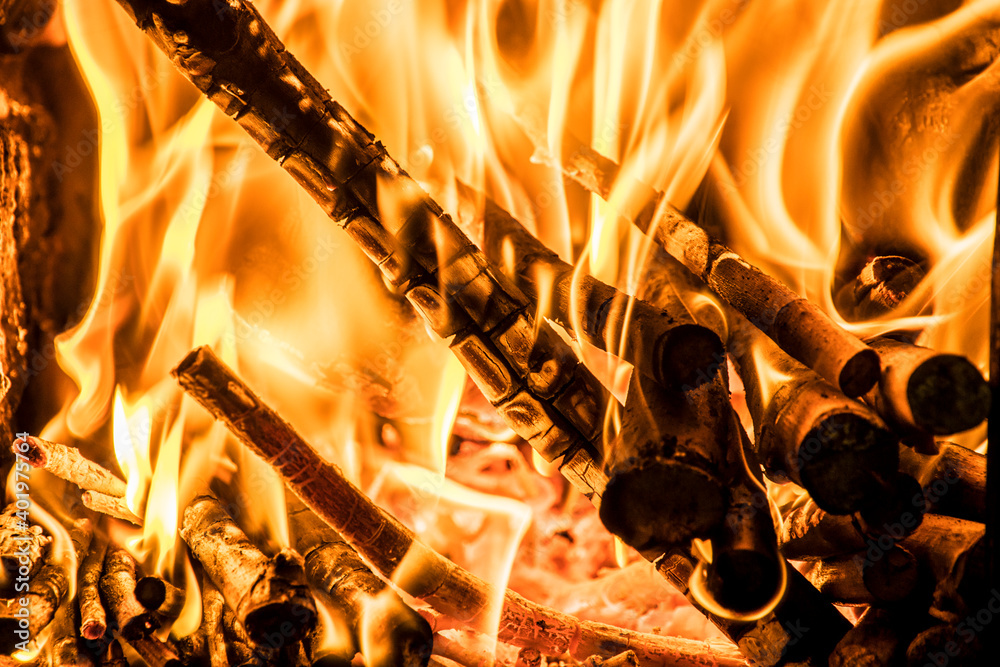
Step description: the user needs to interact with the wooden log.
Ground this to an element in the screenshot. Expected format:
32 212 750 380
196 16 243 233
828 606 920 667
780 504 986 618
288 497 431 667
477 190 724 390
135 575 185 621
0 502 49 584
102 640 128 667
11 436 128 497
173 345 748 667
81 491 141 526
864 336 990 437
906 623 981 667
842 255 925 321
728 312 899 514
514 647 541 667
799 545 920 605
899 442 986 523
100 546 159 640
122 636 183 667
77 532 107 641
706 458 782 614
0 518 91 654
47 603 96 667
599 371 728 551
201 578 228 667
524 125 878 397
179 496 316 646
656 551 852 666
584 651 640 667
114 0 609 507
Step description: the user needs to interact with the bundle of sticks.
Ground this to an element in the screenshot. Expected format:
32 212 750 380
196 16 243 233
6 0 992 665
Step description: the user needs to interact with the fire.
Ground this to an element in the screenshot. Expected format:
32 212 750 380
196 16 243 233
9 0 998 662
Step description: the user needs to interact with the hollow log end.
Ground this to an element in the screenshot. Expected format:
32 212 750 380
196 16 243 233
796 412 899 514
135 576 167 611
241 551 318 645
599 461 727 550
707 547 782 613
907 354 991 435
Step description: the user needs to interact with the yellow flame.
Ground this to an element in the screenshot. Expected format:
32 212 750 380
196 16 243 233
113 389 151 517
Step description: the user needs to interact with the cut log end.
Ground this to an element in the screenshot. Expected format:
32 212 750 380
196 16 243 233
707 548 781 613
838 348 882 399
795 412 899 515
660 323 725 390
907 353 991 435
599 461 727 550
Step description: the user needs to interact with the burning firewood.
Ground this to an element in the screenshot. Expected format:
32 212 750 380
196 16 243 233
899 441 986 523
11 435 127 498
780 502 986 618
478 190 724 391
99 546 160 640
842 255 925 321
0 503 49 582
728 312 899 515
799 545 920 605
195 578 226 667
0 518 91 655
517 123 879 398
46 600 95 667
173 345 748 666
864 336 991 438
288 498 431 667
135 574 185 621
77 531 107 640
102 640 128 667
80 491 141 526
705 437 783 614
123 636 183 667
179 495 317 646
656 552 852 665
114 0 613 509
599 371 730 551
828 606 919 667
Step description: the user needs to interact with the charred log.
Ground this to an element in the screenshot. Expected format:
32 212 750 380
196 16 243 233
0 518 91 653
899 441 986 523
599 372 729 551
288 498 430 667
173 345 747 666
728 312 899 514
77 532 107 641
478 190 724 390
865 336 990 438
100 546 159 640
179 496 316 646
519 123 878 397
